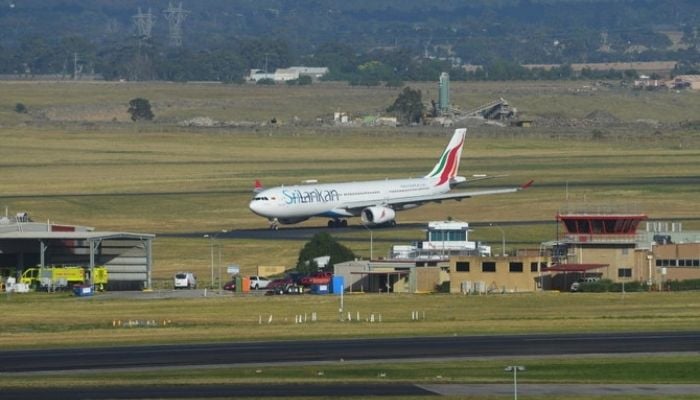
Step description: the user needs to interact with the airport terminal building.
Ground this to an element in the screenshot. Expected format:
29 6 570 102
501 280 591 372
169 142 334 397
449 212 700 294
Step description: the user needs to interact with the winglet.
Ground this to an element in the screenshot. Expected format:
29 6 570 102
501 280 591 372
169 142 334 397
254 180 264 193
520 179 534 190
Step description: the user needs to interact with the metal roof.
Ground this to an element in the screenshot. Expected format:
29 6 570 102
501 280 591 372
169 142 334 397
0 231 155 240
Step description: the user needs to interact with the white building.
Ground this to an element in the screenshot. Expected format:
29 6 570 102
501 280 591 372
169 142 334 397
390 220 491 260
288 66 329 79
248 66 329 82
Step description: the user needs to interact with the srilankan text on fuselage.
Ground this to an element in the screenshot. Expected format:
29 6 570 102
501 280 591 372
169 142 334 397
283 188 340 205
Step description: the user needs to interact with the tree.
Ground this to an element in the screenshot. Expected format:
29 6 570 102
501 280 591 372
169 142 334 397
387 86 424 125
15 103 27 113
127 98 154 121
295 232 355 275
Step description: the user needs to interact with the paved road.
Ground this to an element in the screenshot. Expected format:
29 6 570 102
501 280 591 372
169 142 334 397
2 331 699 374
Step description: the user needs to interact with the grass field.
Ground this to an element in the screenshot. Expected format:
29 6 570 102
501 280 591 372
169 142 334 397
1 292 699 349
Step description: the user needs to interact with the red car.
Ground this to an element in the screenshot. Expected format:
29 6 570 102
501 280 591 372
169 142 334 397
266 278 301 294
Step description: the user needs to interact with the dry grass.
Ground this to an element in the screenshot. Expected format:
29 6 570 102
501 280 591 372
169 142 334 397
1 292 699 349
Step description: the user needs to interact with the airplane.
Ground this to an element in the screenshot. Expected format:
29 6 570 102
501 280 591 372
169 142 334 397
249 128 532 229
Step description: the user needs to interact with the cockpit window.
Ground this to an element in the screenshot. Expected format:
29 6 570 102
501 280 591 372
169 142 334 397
253 197 269 201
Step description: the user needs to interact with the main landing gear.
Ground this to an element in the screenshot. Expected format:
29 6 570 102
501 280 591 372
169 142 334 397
327 219 348 228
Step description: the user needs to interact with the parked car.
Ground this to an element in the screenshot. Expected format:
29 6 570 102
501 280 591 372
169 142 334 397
570 277 600 292
174 272 196 289
299 271 332 287
223 280 236 291
266 278 301 294
249 275 270 290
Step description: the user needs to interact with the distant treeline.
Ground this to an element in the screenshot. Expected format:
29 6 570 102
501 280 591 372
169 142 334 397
0 0 698 82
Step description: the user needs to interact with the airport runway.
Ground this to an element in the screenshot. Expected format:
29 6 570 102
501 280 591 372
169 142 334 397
2 332 699 398
5 383 700 400
2 331 699 374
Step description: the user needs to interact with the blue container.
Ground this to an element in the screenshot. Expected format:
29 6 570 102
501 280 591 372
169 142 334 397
310 284 329 295
331 276 344 295
73 285 93 297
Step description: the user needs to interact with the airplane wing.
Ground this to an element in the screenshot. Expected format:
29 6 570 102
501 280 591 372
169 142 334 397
341 180 534 215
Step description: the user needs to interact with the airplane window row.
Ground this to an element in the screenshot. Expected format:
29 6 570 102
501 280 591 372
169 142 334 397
389 188 425 193
343 191 380 196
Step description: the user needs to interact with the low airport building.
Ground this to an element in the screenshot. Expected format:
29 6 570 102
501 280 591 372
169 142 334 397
0 213 155 290
335 220 480 293
448 210 700 293
334 259 449 293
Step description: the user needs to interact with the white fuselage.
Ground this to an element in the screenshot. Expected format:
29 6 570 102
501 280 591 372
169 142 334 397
249 177 447 221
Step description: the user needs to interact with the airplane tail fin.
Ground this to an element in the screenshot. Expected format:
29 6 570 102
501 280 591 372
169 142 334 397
425 128 466 186
253 180 264 194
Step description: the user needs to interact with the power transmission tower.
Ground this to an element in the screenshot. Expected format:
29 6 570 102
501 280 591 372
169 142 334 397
73 52 83 80
132 7 156 41
163 2 189 47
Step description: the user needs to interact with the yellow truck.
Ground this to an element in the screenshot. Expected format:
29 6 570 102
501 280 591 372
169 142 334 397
20 266 108 291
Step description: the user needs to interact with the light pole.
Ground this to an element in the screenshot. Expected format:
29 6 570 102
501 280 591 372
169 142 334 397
504 365 525 400
362 223 373 260
204 230 228 290
490 223 506 256
203 234 214 289
646 254 653 288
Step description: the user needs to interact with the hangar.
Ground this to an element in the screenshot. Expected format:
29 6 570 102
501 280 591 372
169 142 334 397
0 214 154 290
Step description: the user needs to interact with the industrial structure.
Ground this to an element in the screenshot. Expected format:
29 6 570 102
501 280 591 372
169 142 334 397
0 213 154 291
431 72 517 125
438 72 450 114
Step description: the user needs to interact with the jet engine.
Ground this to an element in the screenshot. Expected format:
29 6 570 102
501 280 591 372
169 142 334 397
361 206 396 225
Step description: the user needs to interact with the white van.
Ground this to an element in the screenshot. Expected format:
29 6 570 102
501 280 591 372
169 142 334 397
570 277 599 292
174 272 197 289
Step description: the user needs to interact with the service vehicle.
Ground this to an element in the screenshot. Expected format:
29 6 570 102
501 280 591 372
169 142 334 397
249 276 270 290
299 271 333 287
174 272 197 289
570 277 600 292
20 266 108 291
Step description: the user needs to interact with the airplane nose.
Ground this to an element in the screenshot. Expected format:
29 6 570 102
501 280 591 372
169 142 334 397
249 199 264 216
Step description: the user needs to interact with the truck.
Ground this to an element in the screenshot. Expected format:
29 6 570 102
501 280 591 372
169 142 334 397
299 271 333 287
20 266 108 291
